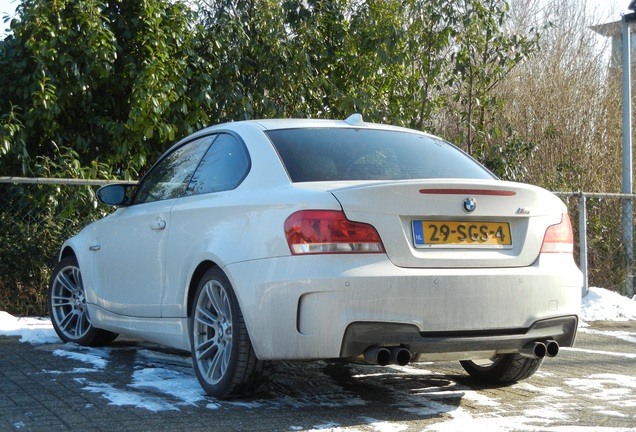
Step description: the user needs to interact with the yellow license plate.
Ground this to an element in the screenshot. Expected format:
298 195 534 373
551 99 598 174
412 220 512 248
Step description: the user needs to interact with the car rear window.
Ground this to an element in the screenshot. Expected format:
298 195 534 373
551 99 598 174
266 128 496 182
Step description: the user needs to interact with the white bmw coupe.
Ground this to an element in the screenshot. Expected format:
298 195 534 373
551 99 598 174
49 115 582 398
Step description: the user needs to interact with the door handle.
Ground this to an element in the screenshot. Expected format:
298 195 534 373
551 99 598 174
150 219 167 230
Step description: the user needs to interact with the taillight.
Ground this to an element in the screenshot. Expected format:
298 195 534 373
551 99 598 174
540 213 574 253
284 210 385 255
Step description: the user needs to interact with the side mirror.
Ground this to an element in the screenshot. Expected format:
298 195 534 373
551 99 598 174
97 184 130 206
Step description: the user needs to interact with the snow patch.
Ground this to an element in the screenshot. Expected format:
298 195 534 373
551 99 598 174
0 311 58 344
581 287 636 322
129 367 207 406
80 380 180 412
53 348 109 370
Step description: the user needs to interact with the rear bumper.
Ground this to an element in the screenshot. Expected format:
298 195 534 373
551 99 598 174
340 315 578 359
225 254 582 360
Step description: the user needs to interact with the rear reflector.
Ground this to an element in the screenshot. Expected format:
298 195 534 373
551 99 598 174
540 213 574 253
285 210 384 255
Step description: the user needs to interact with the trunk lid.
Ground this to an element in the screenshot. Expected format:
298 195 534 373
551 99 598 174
328 179 566 268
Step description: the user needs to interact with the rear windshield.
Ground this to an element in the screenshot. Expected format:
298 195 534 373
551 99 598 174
266 128 496 182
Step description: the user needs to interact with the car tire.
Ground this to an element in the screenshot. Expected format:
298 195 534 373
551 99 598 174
190 267 263 398
48 256 118 346
459 354 543 383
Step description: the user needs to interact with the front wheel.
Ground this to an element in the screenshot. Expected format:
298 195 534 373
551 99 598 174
48 256 118 346
190 267 263 398
460 354 543 383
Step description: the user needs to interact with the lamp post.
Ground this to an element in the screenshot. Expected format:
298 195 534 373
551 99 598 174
622 1 636 297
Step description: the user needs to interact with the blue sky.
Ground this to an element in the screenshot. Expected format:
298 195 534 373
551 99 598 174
0 0 15 16
590 0 632 21
0 0 16 19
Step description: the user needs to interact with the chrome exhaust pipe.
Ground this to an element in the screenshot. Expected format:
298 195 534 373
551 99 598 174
520 341 547 359
545 340 559 357
390 347 411 366
363 347 391 366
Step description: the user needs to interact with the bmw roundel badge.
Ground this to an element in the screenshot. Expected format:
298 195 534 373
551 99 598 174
463 197 476 213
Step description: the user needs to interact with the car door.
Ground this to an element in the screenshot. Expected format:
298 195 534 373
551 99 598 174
92 136 213 317
161 133 251 317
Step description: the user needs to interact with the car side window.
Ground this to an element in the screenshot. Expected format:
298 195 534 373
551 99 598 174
132 136 212 205
185 133 250 195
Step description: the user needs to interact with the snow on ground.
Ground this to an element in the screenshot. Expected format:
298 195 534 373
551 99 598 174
0 310 58 344
1 287 635 430
580 287 636 323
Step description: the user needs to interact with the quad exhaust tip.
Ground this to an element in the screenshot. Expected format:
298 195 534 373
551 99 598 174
520 340 559 359
363 346 411 366
362 340 558 365
546 340 559 357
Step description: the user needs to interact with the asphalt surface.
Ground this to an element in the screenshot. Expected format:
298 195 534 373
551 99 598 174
1 320 636 431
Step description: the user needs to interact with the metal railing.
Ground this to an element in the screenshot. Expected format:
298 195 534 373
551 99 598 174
0 177 634 315
0 176 137 239
0 177 137 315
555 191 635 298
0 176 137 186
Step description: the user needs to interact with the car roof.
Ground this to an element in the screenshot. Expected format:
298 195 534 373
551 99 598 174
199 114 434 137
162 115 442 163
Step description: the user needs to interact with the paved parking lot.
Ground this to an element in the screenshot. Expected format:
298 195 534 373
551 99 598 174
1 320 636 431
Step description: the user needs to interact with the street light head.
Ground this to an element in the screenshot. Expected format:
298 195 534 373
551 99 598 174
630 0 636 12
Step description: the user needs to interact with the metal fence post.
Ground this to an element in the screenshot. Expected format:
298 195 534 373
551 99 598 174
624 198 635 298
578 193 589 297
622 14 635 298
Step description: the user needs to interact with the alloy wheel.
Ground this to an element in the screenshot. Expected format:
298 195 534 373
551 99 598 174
50 264 91 340
193 279 234 386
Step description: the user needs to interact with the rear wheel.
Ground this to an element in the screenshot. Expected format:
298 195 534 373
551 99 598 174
190 267 263 398
460 354 543 383
48 256 118 346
